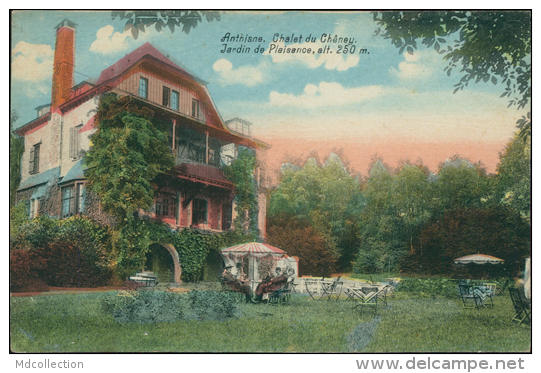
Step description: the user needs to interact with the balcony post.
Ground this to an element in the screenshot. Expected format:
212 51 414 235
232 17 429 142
205 130 209 164
171 118 177 151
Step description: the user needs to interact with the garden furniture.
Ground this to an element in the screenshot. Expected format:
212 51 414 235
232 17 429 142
321 278 343 301
348 286 385 314
458 284 488 310
508 287 531 326
268 278 295 305
304 279 324 300
497 279 512 295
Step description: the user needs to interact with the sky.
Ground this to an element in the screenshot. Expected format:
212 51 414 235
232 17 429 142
10 10 530 176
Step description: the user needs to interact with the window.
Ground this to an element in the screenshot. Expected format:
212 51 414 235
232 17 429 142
192 198 207 226
162 86 170 107
69 124 83 159
61 184 85 218
222 204 232 230
138 77 148 99
192 98 200 118
171 90 179 111
155 192 176 218
29 143 40 175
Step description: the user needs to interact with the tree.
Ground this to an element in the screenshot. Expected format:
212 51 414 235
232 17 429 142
112 11 221 39
495 132 531 223
10 110 24 208
392 164 432 253
84 94 175 225
434 157 490 211
373 11 531 135
268 152 359 270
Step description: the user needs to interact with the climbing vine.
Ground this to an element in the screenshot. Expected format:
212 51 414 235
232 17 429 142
85 94 175 225
223 147 259 240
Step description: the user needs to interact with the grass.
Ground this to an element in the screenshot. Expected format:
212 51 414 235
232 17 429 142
10 291 530 353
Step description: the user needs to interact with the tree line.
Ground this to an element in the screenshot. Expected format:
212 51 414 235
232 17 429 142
266 132 530 278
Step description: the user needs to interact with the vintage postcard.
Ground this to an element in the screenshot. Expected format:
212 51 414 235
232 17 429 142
9 9 532 368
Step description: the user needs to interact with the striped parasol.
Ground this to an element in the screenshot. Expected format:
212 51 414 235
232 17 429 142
221 242 286 260
454 254 504 265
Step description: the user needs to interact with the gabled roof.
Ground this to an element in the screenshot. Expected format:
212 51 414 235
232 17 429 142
97 42 205 85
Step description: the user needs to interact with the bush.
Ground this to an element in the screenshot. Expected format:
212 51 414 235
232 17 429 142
100 290 240 324
10 216 113 289
9 249 48 292
101 291 189 324
189 291 240 320
396 278 459 299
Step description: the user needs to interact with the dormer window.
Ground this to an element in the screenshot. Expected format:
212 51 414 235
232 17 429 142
138 77 148 99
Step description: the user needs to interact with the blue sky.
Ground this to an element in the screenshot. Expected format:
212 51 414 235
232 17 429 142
10 10 529 173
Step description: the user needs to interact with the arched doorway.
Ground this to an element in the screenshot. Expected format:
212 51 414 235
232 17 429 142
202 249 224 281
145 243 181 284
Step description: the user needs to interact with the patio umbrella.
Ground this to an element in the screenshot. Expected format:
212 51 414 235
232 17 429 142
454 254 504 265
221 242 286 259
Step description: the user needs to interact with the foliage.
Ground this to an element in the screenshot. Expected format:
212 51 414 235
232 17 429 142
267 215 337 277
10 216 113 290
84 94 175 225
188 291 241 320
400 207 530 277
373 11 531 111
268 153 360 270
112 11 221 39
223 148 259 238
10 110 24 208
10 249 48 292
9 202 29 236
434 157 490 211
495 132 531 223
100 290 239 324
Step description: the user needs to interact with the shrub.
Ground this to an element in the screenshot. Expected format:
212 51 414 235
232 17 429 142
100 290 240 324
9 249 48 292
100 291 189 324
10 216 113 289
188 291 240 321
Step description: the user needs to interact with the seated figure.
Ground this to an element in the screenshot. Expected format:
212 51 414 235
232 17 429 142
220 264 253 303
253 267 290 303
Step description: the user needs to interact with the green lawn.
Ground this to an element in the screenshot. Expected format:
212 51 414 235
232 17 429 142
10 291 530 353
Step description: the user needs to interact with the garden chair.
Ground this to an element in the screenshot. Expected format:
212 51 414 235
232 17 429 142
321 279 343 301
508 287 531 326
350 286 382 314
268 277 295 305
497 279 512 296
304 279 323 300
458 284 482 310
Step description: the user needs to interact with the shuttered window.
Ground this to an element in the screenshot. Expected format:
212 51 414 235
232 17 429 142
29 143 40 174
162 86 170 107
192 98 200 119
69 124 82 159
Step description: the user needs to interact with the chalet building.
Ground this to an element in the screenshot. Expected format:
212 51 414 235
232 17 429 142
14 20 270 246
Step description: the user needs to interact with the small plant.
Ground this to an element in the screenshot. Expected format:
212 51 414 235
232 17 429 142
396 277 459 299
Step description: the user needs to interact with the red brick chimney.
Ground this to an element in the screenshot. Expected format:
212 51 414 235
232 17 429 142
51 19 76 109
